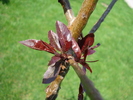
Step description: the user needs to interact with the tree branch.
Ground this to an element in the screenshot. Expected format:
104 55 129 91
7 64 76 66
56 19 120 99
45 0 99 99
69 0 98 40
45 75 63 100
58 0 75 26
89 0 117 34
68 56 103 100
45 62 70 100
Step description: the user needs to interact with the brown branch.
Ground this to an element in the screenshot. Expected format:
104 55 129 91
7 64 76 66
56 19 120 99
45 62 69 100
45 75 63 100
68 56 103 100
58 0 75 25
69 0 98 40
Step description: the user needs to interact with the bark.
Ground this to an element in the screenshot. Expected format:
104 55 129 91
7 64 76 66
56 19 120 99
45 62 69 100
69 0 98 40
68 56 103 100
89 0 117 34
58 0 75 26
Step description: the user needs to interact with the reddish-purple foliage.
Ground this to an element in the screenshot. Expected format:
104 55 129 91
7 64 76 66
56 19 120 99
48 30 62 51
19 39 56 54
20 21 100 99
56 21 72 52
20 21 78 84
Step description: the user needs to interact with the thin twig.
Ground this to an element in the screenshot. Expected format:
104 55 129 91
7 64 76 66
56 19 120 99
58 0 75 25
68 56 103 100
89 0 117 34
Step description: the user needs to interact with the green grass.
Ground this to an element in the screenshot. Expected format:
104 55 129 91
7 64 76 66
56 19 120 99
0 0 133 100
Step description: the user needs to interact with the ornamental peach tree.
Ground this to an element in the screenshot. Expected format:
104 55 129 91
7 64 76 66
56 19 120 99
20 0 117 100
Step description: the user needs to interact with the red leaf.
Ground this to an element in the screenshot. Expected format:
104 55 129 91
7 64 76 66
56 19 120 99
80 60 92 73
86 60 99 62
87 49 96 56
72 38 81 61
56 21 72 52
81 33 94 53
89 43 100 49
42 61 61 84
84 63 92 73
19 39 56 54
83 50 88 61
83 43 100 61
48 30 62 51
82 49 95 62
48 56 61 66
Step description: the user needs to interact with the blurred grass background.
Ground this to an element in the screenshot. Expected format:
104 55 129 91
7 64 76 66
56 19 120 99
0 0 133 100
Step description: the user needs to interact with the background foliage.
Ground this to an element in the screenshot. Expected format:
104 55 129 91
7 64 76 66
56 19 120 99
0 0 133 100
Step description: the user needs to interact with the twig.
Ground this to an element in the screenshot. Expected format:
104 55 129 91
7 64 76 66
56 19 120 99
68 56 103 100
58 0 75 26
89 0 117 34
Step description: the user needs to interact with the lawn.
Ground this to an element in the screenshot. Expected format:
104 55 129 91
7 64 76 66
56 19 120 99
0 0 133 100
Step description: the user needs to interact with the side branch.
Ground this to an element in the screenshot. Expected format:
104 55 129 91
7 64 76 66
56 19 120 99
58 0 75 25
89 0 117 34
69 0 98 40
68 56 103 100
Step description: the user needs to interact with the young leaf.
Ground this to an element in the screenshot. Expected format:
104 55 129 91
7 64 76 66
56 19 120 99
19 39 56 54
42 61 61 84
56 21 72 52
87 49 96 56
89 43 100 49
84 63 92 73
48 56 61 66
79 60 92 73
83 43 100 60
72 38 81 61
48 30 62 51
81 33 94 53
